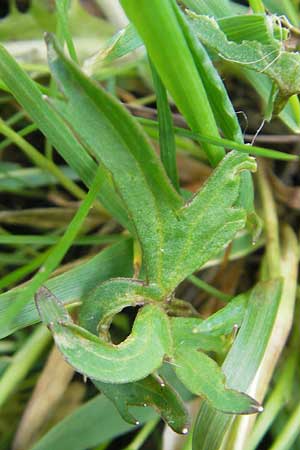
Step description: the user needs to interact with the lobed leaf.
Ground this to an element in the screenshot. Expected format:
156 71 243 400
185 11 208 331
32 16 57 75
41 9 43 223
35 287 172 383
174 348 261 415
94 375 190 434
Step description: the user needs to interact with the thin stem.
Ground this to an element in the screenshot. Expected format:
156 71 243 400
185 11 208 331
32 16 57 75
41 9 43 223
123 418 159 450
0 325 51 408
0 234 123 246
0 117 86 201
188 275 232 303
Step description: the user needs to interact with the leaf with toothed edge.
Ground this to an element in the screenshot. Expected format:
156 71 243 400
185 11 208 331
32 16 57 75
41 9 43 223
45 34 257 294
94 375 190 434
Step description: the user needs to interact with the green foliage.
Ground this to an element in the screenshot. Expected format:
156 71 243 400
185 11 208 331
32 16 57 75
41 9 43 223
188 12 300 115
0 1 299 449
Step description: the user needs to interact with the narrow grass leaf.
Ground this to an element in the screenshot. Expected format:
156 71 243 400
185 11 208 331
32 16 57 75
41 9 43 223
150 60 179 191
193 279 282 450
0 239 133 338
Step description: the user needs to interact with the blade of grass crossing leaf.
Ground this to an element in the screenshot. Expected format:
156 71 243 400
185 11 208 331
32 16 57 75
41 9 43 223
121 0 224 166
0 167 104 335
139 118 298 161
149 60 179 191
173 3 243 144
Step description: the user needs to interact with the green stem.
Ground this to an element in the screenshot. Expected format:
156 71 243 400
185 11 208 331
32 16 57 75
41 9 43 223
139 118 298 162
123 418 159 450
188 275 232 302
0 325 51 408
0 123 37 152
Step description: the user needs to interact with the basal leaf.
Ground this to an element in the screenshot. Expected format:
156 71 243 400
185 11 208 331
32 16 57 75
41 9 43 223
94 375 190 434
46 34 183 287
46 36 256 293
35 287 171 383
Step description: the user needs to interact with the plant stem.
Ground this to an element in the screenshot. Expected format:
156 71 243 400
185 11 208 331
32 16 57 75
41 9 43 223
0 325 51 408
123 418 159 450
188 275 232 302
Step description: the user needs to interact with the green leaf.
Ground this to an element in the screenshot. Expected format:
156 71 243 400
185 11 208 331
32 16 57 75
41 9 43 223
150 60 179 191
84 23 143 76
194 292 249 336
181 0 235 17
94 375 190 434
35 287 171 383
121 0 224 166
0 239 133 338
46 36 256 293
31 395 155 450
193 278 283 450
170 315 261 415
79 278 161 337
174 348 261 414
170 317 225 352
189 12 300 114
